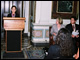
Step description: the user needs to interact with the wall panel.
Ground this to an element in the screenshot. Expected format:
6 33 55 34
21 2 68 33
5 1 10 13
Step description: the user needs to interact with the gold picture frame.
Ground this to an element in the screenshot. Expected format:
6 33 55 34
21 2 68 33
51 1 78 19
56 1 74 14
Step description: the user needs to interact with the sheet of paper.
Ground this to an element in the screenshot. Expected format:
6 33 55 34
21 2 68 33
72 31 79 36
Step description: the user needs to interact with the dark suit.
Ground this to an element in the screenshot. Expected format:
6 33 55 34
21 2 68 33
7 13 20 17
65 23 79 34
65 23 79 53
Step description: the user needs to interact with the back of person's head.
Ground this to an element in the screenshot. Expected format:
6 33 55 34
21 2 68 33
55 28 74 57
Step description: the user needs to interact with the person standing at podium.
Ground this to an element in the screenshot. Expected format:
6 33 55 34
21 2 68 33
7 5 20 17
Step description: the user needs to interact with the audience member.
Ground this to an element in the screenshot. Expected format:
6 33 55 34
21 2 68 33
45 28 76 59
50 17 65 41
65 16 79 53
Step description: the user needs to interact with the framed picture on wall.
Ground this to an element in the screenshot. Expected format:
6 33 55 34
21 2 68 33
56 1 73 13
51 1 78 19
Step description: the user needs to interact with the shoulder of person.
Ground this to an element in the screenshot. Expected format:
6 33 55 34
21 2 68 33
8 13 11 15
52 24 57 27
50 44 60 49
61 24 65 27
67 23 71 26
7 13 11 17
51 24 56 28
16 13 20 17
66 23 71 27
75 24 79 29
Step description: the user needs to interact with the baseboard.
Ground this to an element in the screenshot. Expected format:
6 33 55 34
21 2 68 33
31 42 49 47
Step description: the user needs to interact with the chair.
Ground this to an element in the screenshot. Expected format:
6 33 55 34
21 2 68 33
49 26 55 46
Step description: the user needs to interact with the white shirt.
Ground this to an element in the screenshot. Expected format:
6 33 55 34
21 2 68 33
72 24 76 32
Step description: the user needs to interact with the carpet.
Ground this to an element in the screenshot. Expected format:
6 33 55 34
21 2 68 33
3 51 24 59
25 49 45 59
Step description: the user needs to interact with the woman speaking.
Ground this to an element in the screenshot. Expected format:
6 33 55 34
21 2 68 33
7 5 19 17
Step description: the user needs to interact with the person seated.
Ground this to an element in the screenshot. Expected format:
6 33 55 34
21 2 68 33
45 28 76 59
50 17 65 41
65 16 79 53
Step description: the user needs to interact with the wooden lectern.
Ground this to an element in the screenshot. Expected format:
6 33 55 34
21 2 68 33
3 17 25 53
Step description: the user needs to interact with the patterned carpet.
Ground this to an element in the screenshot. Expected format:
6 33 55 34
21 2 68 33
23 46 46 59
1 45 46 59
1 33 48 59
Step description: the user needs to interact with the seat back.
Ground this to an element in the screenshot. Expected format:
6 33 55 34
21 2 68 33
49 26 54 46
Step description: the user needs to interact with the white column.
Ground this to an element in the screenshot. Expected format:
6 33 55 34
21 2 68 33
24 1 29 34
35 1 41 23
20 1 22 17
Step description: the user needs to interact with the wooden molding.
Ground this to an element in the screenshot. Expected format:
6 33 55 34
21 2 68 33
3 17 26 20
5 29 23 30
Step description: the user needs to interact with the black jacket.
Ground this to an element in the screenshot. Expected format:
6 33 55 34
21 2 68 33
65 23 79 34
7 13 20 17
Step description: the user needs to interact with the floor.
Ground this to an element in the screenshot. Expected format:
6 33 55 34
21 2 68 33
1 32 49 59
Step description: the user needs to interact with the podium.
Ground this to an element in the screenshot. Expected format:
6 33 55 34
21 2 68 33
3 17 25 53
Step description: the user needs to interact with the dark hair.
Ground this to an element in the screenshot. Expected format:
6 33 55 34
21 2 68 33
55 28 74 56
70 16 77 21
11 5 17 9
11 5 17 13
